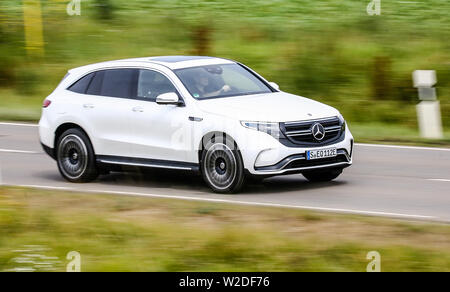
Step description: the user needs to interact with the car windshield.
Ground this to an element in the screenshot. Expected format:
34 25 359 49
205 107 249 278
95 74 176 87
175 64 273 100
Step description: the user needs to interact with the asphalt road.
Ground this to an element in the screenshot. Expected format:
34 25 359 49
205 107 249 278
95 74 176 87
1 122 449 222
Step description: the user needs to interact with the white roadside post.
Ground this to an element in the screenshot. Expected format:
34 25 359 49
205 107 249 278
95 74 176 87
413 70 443 139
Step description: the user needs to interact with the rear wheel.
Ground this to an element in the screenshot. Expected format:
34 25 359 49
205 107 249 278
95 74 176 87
56 128 98 182
302 168 342 182
201 138 245 193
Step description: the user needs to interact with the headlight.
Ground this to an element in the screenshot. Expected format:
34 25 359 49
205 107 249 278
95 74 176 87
338 114 346 132
240 121 282 138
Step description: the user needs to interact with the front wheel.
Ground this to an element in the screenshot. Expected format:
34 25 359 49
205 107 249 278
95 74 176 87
56 128 98 183
302 168 343 182
201 139 245 193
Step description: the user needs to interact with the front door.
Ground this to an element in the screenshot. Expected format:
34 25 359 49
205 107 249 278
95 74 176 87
128 69 191 163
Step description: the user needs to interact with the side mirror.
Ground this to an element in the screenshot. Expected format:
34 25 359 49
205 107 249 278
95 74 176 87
269 82 280 91
156 92 180 105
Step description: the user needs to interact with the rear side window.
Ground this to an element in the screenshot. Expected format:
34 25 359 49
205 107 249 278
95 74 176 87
86 71 104 96
100 69 136 99
68 73 94 94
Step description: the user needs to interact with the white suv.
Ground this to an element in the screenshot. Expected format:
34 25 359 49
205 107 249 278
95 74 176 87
39 56 353 193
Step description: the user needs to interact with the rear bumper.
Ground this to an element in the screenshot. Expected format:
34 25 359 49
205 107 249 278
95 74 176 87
41 143 55 160
38 112 58 157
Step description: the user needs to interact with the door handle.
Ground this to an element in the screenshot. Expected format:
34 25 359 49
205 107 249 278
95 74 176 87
132 106 144 113
83 103 95 109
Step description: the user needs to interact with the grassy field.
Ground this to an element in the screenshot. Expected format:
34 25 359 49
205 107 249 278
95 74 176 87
0 0 449 143
0 186 449 272
349 123 450 147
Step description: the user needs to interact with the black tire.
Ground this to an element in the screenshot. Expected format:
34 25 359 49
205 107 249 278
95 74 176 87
201 137 245 193
56 128 98 183
302 168 343 182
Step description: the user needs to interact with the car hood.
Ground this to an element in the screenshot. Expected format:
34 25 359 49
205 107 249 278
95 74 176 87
196 92 340 122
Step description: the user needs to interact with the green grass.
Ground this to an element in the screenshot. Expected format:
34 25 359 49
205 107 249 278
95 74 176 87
1 0 449 144
349 123 450 147
0 89 43 122
0 186 449 272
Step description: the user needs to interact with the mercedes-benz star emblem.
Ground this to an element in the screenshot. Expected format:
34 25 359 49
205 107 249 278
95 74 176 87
311 123 325 141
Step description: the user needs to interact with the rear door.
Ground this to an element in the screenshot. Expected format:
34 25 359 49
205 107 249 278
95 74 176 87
80 68 137 157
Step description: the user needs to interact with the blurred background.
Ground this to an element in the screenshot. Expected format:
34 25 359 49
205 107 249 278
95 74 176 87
0 0 449 144
1 1 450 272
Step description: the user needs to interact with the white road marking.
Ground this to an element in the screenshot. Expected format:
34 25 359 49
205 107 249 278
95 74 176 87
0 149 40 154
9 184 436 220
0 122 38 127
0 123 445 222
427 179 450 182
355 143 450 152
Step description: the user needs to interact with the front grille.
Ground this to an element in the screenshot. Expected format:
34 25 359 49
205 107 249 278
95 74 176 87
281 117 343 146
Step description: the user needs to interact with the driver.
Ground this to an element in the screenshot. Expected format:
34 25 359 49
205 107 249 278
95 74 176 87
193 71 231 98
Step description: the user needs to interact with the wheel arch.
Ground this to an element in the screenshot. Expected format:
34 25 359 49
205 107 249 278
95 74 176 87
54 123 95 155
198 131 246 193
198 131 241 164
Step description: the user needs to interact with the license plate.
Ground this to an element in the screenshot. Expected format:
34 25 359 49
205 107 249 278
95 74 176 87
306 148 337 160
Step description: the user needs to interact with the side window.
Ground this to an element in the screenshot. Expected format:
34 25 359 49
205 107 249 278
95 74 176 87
86 71 104 96
137 69 177 101
85 69 137 98
68 73 94 94
100 69 136 99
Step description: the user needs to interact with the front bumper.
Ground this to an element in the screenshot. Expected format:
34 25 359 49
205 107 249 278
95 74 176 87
238 125 354 175
253 148 352 175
